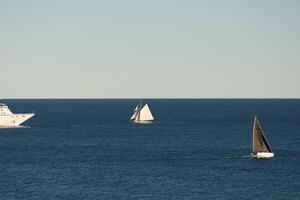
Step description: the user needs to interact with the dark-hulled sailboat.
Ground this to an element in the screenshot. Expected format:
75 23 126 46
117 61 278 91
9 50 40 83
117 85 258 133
251 116 274 159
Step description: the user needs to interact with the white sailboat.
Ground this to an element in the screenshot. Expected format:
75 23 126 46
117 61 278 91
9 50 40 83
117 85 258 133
251 116 274 159
130 100 154 123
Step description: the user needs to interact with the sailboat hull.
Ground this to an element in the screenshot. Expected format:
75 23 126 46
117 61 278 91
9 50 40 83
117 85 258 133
252 152 274 159
132 120 153 124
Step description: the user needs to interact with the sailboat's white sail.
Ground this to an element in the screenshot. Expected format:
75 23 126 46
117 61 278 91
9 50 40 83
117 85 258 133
137 104 154 121
133 105 139 112
130 105 139 120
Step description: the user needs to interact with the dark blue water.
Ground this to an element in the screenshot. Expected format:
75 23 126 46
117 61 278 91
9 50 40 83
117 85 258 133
0 99 300 199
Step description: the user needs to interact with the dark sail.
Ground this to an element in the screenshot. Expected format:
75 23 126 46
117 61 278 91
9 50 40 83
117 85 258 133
252 117 272 154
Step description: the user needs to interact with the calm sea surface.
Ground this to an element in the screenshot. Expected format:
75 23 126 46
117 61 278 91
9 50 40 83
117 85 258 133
0 99 300 200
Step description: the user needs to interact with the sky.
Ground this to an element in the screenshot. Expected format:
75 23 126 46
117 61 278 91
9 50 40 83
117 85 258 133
0 0 299 98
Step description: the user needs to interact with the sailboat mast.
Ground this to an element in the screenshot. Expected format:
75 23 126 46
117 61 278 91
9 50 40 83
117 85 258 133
137 99 142 121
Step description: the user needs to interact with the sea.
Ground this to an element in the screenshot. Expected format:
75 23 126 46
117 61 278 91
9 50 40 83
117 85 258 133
0 99 300 200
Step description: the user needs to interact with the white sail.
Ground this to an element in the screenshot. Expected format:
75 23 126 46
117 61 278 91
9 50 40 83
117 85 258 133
138 104 154 121
133 105 138 113
130 105 139 120
130 111 138 120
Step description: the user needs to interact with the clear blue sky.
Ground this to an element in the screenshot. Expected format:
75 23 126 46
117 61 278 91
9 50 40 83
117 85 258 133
1 0 299 98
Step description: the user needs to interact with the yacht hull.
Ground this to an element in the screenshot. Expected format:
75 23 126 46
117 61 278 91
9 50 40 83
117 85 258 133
0 113 34 127
251 152 274 159
132 120 153 124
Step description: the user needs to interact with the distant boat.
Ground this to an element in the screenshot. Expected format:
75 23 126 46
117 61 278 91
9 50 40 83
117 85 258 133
251 116 274 159
0 103 34 127
130 100 154 123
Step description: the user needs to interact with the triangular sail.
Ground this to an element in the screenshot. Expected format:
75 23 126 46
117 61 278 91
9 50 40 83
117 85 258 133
138 104 154 121
130 105 139 120
252 117 272 154
133 105 138 113
135 110 141 122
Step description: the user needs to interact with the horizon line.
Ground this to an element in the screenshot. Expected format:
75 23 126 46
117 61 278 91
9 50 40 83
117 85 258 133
2 97 300 100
